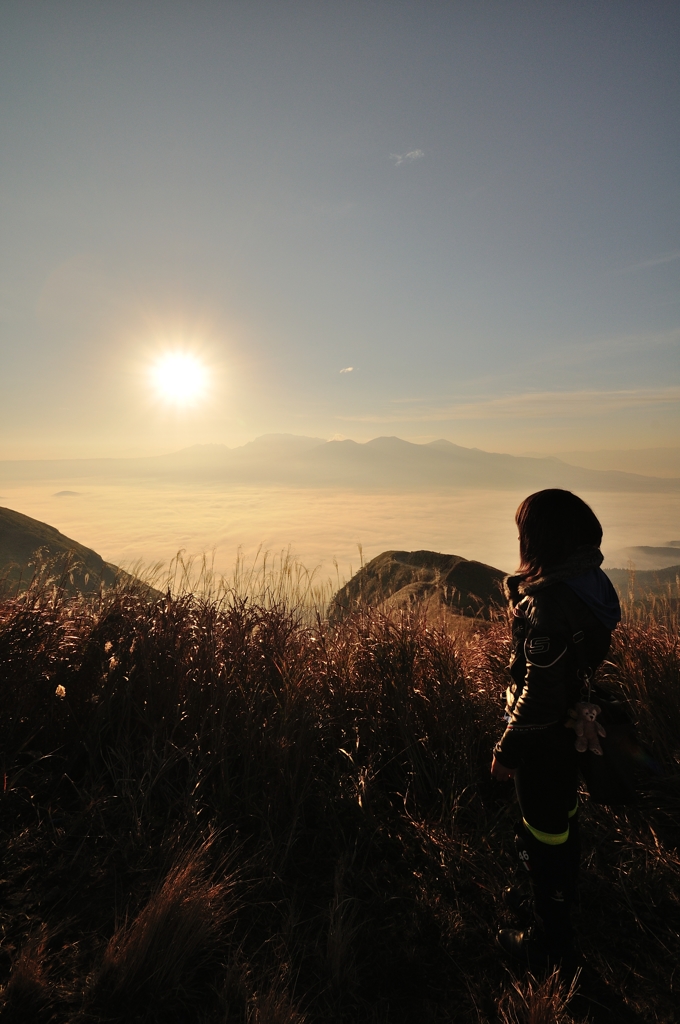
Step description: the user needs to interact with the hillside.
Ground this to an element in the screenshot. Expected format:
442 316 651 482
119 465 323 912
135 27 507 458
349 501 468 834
0 506 140 594
330 549 680 623
330 549 506 622
604 563 680 601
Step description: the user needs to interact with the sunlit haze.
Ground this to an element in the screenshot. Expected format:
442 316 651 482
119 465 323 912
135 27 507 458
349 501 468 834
1 1 679 460
1 1 679 578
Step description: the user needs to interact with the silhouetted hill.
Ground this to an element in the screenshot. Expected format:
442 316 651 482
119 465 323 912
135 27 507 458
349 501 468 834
0 506 148 595
329 549 678 622
329 549 506 622
1 434 679 492
605 564 680 601
619 545 680 570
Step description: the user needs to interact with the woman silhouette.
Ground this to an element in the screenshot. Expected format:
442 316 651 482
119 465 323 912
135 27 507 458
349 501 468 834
491 489 621 970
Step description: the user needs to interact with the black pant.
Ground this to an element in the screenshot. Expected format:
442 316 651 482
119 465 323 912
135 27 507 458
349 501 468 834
512 724 580 958
514 723 578 841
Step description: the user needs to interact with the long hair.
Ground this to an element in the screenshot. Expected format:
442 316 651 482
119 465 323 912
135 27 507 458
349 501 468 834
516 489 603 581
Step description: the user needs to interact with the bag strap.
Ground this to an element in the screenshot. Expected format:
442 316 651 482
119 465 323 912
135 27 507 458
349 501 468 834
570 628 594 701
550 587 594 700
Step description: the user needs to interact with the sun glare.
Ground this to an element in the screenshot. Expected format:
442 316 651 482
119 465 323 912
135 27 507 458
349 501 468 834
150 352 209 406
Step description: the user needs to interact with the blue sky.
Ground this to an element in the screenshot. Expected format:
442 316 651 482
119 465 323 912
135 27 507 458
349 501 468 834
1 0 679 457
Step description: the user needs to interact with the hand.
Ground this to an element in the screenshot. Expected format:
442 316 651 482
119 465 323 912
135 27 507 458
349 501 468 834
491 755 515 781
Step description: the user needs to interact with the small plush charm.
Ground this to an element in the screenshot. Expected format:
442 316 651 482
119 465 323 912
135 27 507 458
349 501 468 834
567 702 606 755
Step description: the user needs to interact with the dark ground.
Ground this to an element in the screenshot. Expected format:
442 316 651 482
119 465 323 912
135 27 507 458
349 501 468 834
0 583 678 1023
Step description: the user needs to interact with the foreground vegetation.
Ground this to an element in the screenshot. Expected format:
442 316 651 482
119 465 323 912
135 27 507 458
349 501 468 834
1 568 679 1023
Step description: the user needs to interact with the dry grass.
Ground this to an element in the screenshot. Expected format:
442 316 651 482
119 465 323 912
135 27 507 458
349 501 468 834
618 568 679 633
0 929 52 1024
0 565 678 1022
86 842 239 1017
497 970 581 1024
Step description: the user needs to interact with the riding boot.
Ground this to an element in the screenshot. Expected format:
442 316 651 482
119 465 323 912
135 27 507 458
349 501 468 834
502 821 535 918
565 811 581 904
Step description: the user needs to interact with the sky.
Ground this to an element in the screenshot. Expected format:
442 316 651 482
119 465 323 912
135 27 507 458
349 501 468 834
1 0 679 459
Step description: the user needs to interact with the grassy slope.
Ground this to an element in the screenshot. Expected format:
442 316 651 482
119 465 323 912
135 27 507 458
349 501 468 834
0 506 154 597
0 582 678 1024
330 550 506 622
605 564 680 602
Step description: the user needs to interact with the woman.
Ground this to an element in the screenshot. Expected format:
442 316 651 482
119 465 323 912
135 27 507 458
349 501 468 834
491 489 621 970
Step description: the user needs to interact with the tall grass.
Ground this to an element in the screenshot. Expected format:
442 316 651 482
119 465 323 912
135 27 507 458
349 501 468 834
0 564 678 1022
143 546 338 622
617 566 680 632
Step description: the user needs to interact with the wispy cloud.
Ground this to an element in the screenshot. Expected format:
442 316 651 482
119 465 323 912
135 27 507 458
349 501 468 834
339 366 354 373
338 386 680 423
390 150 424 166
616 250 680 274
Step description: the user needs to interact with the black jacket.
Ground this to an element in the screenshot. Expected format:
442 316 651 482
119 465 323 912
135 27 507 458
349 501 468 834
494 579 614 770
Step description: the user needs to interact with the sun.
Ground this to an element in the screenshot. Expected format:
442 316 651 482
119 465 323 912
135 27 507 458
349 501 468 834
150 352 209 406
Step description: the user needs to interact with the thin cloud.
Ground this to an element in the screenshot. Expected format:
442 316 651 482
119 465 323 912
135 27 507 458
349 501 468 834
338 386 680 423
616 250 680 274
339 366 354 373
390 150 424 166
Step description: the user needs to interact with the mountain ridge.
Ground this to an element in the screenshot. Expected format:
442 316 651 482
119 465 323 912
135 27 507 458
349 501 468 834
2 433 678 492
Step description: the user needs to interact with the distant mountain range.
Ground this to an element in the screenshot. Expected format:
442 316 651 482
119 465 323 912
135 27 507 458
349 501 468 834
2 434 679 493
532 446 680 479
615 543 680 571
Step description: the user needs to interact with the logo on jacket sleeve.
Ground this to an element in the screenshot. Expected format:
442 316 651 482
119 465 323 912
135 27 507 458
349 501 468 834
524 635 567 667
